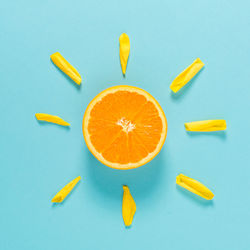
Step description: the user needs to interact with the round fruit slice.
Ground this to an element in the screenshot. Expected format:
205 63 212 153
82 85 167 169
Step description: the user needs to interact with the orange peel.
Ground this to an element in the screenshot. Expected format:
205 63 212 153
119 33 130 75
50 52 82 85
35 113 70 126
185 120 226 132
170 58 204 93
52 176 81 203
122 185 136 226
176 174 214 200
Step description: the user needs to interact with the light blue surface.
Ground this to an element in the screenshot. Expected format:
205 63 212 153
1 0 250 249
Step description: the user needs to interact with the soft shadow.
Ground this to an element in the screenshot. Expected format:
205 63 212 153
122 55 130 78
51 203 59 209
186 130 227 140
170 67 204 102
51 180 81 209
176 185 214 208
51 59 82 90
84 147 170 202
36 120 70 131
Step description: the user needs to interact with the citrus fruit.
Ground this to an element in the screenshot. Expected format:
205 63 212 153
82 85 167 169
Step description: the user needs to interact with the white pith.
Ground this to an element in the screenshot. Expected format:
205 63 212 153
117 118 136 133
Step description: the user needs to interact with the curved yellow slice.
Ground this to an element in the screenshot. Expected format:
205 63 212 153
35 113 70 126
122 185 136 226
52 176 81 203
185 120 226 132
170 58 204 93
119 33 130 75
176 174 214 200
50 52 82 85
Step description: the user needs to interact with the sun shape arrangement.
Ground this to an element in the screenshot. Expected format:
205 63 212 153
36 33 226 227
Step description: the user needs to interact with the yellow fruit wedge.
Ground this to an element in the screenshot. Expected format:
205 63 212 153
176 174 214 200
35 113 70 126
50 52 82 85
122 185 136 226
170 58 204 93
119 33 130 75
185 120 226 132
52 176 81 203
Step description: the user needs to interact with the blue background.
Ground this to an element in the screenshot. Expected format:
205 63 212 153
1 0 250 249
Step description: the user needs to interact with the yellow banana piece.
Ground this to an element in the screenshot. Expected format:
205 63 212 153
52 176 81 203
176 174 214 200
185 120 226 132
122 185 136 227
35 113 70 126
170 58 204 93
119 33 130 75
50 52 82 85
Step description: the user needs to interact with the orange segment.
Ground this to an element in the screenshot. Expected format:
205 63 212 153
82 86 167 169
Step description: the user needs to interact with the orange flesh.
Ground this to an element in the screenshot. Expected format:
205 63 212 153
87 90 164 165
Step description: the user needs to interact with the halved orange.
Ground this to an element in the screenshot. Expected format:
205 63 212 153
82 85 167 169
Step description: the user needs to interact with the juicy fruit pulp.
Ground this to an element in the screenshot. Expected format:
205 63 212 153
82 86 167 169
